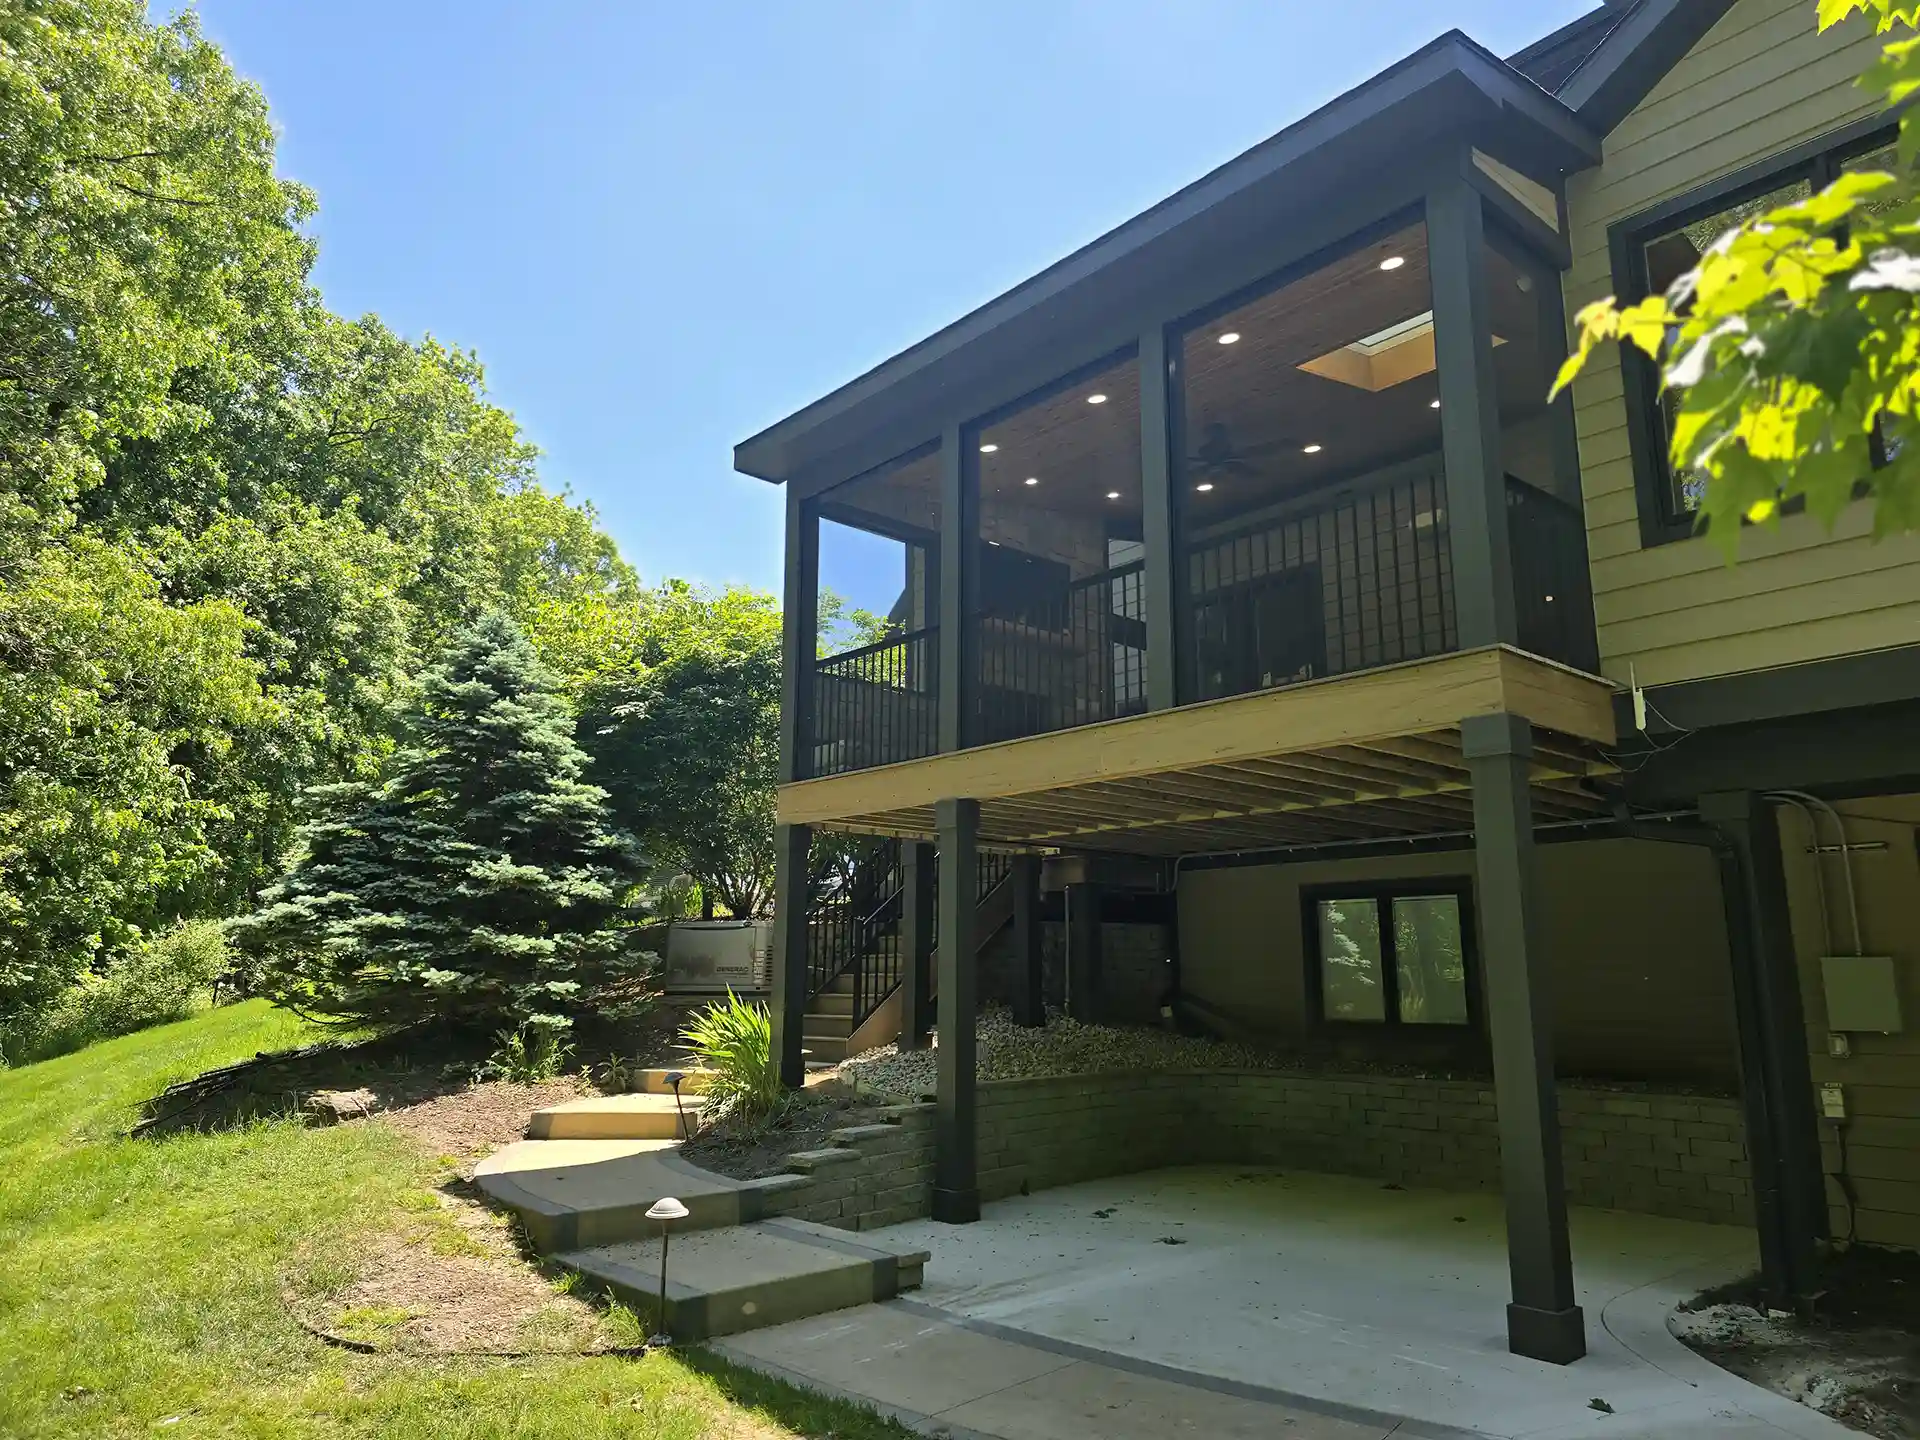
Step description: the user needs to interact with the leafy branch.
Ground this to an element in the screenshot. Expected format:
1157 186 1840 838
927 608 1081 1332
1551 0 1920 550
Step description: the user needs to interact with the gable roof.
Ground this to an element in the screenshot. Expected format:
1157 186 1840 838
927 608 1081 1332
1554 0 1742 132
1507 2 1637 94
734 3 1743 487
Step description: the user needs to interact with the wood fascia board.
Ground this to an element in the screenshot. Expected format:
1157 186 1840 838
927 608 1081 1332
777 646 1619 825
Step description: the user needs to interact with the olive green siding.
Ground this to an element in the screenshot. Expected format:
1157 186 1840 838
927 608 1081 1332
1564 0 1920 688
1783 792 1920 1250
1176 838 1740 1088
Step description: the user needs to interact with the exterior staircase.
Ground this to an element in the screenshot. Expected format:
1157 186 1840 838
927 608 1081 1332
800 845 1016 1063
475 1091 929 1341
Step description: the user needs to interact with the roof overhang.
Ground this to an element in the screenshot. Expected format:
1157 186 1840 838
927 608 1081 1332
734 31 1600 488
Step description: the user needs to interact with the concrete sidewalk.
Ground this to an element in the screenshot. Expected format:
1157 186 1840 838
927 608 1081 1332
715 1298 1442 1439
715 1168 1855 1440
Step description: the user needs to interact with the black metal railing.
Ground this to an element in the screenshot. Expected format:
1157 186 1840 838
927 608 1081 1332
1184 465 1456 703
808 841 1017 1037
969 560 1148 746
810 626 938 778
806 837 903 1012
1506 479 1601 674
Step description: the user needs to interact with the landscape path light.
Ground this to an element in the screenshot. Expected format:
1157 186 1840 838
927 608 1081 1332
646 1195 690 1338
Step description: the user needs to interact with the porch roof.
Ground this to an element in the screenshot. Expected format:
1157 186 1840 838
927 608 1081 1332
776 645 1621 856
733 33 1600 492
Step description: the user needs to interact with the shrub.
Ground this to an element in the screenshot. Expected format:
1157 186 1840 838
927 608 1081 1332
477 1022 574 1085
680 990 779 1122
0 920 228 1066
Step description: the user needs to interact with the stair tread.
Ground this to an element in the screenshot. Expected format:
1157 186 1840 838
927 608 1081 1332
557 1218 927 1338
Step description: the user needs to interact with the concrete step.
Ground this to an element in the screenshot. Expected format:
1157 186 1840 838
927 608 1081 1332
475 1138 809 1252
528 1093 708 1141
802 1033 850 1064
559 1217 927 1341
809 992 855 1017
803 1011 855 1038
631 1067 715 1095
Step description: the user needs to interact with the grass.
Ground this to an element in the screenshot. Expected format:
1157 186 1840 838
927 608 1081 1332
0 1000 913 1439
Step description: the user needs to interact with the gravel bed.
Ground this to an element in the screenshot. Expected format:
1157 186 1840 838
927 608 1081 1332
836 1007 1736 1100
837 1008 1447 1099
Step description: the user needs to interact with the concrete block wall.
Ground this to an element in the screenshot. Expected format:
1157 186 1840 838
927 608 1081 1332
976 1073 1187 1201
748 1071 1751 1234
759 1105 938 1232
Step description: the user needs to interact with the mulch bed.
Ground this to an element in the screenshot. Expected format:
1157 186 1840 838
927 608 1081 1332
1675 1246 1920 1439
680 1087 894 1181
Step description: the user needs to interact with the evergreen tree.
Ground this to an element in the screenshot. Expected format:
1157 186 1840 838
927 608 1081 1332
231 613 643 1032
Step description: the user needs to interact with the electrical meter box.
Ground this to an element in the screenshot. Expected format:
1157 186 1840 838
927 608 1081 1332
1820 955 1904 1033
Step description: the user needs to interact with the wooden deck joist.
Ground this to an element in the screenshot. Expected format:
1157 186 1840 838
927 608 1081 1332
777 645 1622 856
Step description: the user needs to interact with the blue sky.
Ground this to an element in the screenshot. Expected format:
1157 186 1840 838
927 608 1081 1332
188 0 1592 601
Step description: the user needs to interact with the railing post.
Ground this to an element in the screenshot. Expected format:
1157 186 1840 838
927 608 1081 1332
938 423 974 753
1429 169 1519 650
780 488 820 783
1140 327 1178 710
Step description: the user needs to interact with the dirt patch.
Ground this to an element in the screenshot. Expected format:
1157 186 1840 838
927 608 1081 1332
1674 1247 1920 1438
381 1078 591 1173
285 1175 639 1356
682 1087 895 1180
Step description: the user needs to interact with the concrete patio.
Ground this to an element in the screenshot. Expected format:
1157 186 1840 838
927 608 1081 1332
717 1165 1855 1440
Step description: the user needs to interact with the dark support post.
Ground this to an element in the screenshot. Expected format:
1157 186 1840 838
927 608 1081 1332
898 841 936 1050
938 423 973 754
934 798 981 1223
1139 327 1178 711
1429 171 1518 649
1065 882 1103 1023
770 822 814 1090
778 488 819 785
1701 791 1826 1302
1010 853 1045 1027
1463 712 1584 1364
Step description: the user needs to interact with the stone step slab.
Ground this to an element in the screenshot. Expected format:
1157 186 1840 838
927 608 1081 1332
527 1093 708 1141
558 1217 928 1341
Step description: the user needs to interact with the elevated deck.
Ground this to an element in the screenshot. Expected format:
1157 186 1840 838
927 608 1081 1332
779 644 1619 855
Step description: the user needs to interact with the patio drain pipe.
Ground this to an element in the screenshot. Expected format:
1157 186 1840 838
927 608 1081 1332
1610 804 1821 1308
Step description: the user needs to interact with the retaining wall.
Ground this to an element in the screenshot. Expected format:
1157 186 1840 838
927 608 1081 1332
754 1069 1752 1234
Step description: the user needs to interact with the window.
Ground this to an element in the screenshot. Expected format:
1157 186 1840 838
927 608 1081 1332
1308 885 1472 1027
1612 121 1898 546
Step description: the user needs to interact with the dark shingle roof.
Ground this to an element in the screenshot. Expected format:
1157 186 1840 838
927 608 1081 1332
1508 1 1640 94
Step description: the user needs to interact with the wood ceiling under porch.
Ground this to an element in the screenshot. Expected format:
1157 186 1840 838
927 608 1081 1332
776 645 1621 857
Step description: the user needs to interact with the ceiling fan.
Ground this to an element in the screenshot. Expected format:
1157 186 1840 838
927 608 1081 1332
1186 421 1289 482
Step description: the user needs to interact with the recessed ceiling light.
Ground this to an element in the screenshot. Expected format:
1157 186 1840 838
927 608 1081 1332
979 443 999 453
1106 490 1121 500
1023 476 1039 486
1303 444 1323 454
1218 332 1241 345
1087 393 1108 405
1430 399 1441 409
1195 482 1215 493
1380 255 1406 271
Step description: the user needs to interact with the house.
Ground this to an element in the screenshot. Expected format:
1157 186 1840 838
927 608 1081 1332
734 0 1920 1367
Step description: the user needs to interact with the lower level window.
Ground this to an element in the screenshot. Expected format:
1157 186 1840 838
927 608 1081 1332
1311 887 1472 1026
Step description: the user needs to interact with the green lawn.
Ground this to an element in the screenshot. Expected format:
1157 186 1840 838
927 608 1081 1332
0 1001 908 1439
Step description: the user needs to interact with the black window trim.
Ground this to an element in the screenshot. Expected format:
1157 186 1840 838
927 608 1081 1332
1301 878 1479 1031
1607 113 1900 550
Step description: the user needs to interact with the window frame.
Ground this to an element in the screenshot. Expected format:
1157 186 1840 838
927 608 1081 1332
1301 878 1479 1032
1607 115 1899 549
